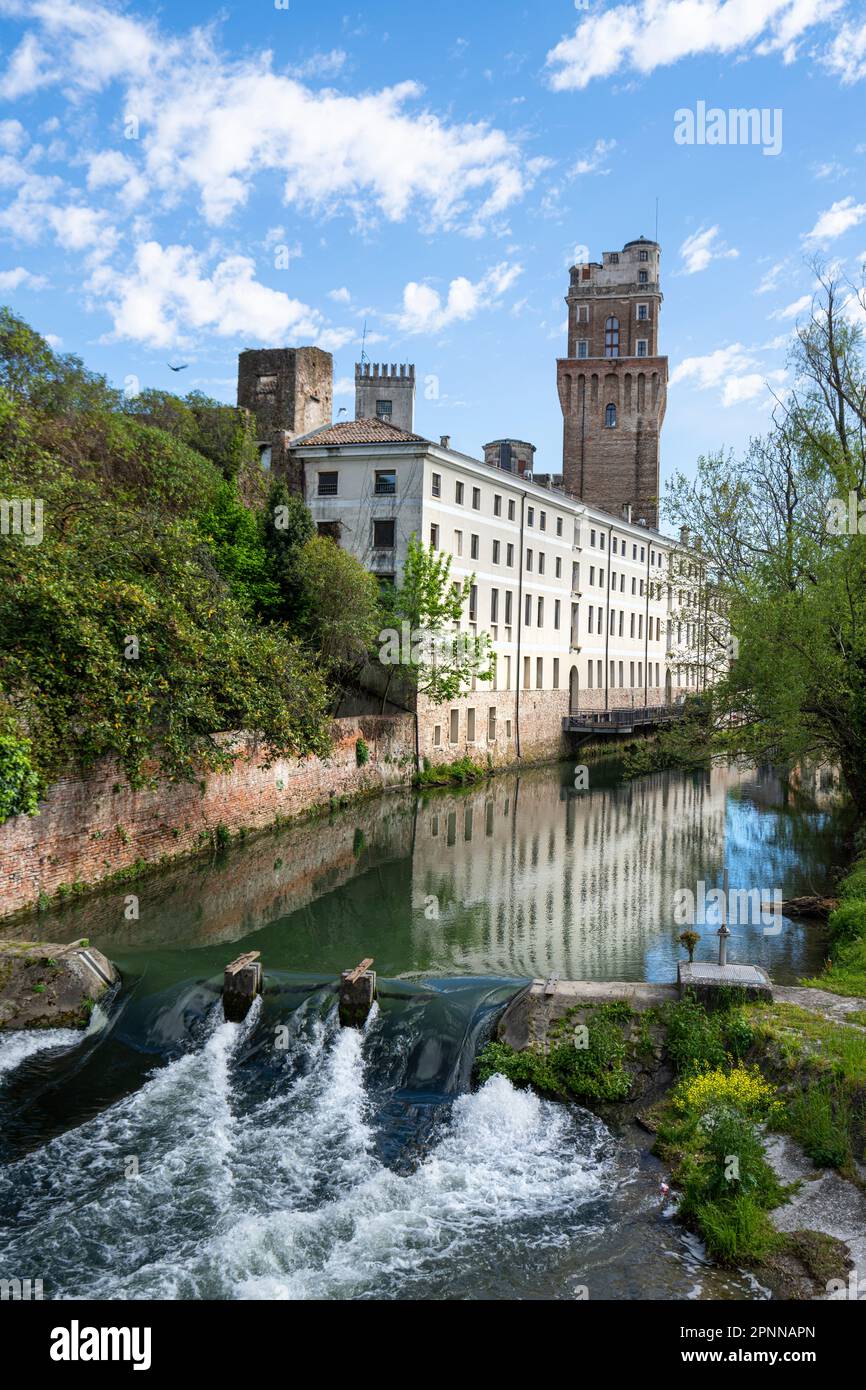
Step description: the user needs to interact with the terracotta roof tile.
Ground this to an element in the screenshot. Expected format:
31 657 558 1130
292 417 430 446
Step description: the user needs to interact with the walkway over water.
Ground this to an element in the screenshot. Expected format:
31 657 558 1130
562 704 686 736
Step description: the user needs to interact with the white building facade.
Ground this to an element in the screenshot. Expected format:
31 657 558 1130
292 419 713 767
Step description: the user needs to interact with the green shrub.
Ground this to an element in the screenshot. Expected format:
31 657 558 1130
828 900 866 948
0 730 40 823
477 1003 634 1103
782 1083 852 1168
694 1194 780 1265
355 736 369 767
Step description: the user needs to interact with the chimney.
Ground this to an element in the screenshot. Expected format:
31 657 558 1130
440 435 451 449
622 502 632 523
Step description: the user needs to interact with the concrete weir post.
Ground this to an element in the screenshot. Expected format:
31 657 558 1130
223 951 262 1022
339 958 376 1028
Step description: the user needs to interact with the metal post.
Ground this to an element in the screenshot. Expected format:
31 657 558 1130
718 867 730 967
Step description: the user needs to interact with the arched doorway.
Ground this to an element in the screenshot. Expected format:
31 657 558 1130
569 665 580 715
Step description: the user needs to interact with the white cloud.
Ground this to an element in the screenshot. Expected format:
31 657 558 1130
394 261 522 334
0 118 27 153
678 225 739 275
0 1 533 237
287 50 348 80
755 259 788 294
570 138 616 176
86 149 147 206
769 292 812 320
671 341 785 406
333 375 355 396
823 17 866 83
328 287 351 303
545 0 843 91
803 195 866 244
87 240 331 350
0 265 48 291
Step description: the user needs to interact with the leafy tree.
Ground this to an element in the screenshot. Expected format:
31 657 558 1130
263 480 316 623
197 480 279 615
382 534 495 704
295 535 381 681
663 268 866 813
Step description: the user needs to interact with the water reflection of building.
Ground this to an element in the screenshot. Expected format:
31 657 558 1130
409 765 738 980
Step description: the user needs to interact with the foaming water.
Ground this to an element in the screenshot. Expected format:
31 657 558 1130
0 978 761 1301
0 1028 83 1078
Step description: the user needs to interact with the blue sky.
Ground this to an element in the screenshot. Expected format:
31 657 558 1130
1 0 865 503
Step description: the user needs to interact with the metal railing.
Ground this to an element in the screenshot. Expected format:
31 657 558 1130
562 704 686 732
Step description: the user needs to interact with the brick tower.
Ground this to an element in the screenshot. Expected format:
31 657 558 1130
557 238 667 528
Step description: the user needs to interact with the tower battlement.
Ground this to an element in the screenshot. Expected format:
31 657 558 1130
355 362 416 432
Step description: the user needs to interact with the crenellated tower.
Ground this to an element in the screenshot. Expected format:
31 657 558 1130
355 362 416 433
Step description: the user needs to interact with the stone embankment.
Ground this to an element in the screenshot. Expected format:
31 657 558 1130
0 939 117 1030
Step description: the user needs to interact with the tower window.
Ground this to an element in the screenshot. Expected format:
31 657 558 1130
638 271 648 284
639 250 649 261
604 316 620 357
605 403 617 429
376 399 392 419
637 304 648 321
608 253 619 264
373 518 396 549
636 339 648 357
577 340 588 358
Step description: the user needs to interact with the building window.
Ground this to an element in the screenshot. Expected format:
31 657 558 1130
470 533 479 560
555 557 562 578
488 707 496 741
639 249 648 261
506 719 512 739
527 507 534 527
556 517 563 537
454 530 463 556
538 553 545 575
604 316 620 357
375 399 392 419
636 339 648 357
587 660 593 688
430 523 439 550
433 725 441 747
637 303 648 321
317 471 338 496
455 480 464 504
317 520 340 541
492 539 500 564
540 511 546 532
536 658 543 689
553 658 560 689
373 518 395 549
431 471 441 497
577 340 588 359
467 708 476 742
508 499 516 521
554 599 561 629
523 657 530 689
494 494 502 517
537 596 544 626
449 709 459 743
504 591 513 625
374 469 396 495
472 487 481 510
638 270 648 285
526 549 533 572
490 588 499 622
258 444 272 472
605 402 617 429
506 543 514 567
469 584 478 621
525 593 532 626
608 252 619 264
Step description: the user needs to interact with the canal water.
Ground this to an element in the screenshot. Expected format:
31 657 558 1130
0 760 849 1300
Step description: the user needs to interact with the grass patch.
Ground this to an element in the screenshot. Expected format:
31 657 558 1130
476 1001 635 1103
801 850 866 998
413 756 488 788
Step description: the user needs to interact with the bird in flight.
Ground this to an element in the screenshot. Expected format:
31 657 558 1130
167 362 189 372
